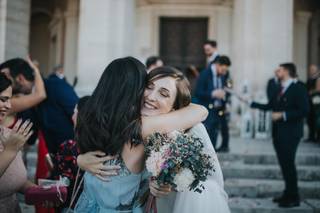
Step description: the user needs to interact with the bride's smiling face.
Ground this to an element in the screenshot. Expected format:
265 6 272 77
141 77 177 116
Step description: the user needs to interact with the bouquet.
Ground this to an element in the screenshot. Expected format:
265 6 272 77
144 131 214 212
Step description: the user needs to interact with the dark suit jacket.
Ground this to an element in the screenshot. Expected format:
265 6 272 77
251 81 309 140
266 78 280 102
37 74 79 153
195 65 228 110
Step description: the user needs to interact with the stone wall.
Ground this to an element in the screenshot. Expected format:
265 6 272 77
0 0 6 61
4 0 30 60
76 0 135 95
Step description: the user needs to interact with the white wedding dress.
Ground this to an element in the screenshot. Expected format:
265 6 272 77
156 123 230 213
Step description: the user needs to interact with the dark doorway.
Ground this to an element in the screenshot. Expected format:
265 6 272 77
29 12 51 76
159 17 208 72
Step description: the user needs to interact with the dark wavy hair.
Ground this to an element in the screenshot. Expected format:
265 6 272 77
0 72 12 93
147 66 191 110
0 58 35 81
76 57 147 155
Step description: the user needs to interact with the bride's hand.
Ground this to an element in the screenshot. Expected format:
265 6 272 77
77 151 120 181
149 180 171 197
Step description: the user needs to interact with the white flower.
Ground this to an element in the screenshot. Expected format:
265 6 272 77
167 130 181 140
173 168 195 192
159 143 171 156
146 151 166 176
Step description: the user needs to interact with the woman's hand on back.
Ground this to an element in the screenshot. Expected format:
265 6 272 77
77 151 121 181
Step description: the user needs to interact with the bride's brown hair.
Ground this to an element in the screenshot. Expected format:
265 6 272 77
147 66 191 110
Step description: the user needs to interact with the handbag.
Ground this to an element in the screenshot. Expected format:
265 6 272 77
25 185 68 205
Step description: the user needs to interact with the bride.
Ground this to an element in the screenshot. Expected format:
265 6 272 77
77 66 230 212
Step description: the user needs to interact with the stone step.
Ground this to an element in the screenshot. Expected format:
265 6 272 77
218 153 320 166
221 162 320 181
225 178 320 199
229 197 318 213
305 199 320 213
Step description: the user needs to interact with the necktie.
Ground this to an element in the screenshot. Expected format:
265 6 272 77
279 86 284 98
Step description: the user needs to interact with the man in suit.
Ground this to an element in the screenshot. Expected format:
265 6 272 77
266 68 281 102
203 41 232 152
249 63 309 208
195 55 231 151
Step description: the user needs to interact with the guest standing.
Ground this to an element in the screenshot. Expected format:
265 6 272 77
195 56 231 151
249 63 309 208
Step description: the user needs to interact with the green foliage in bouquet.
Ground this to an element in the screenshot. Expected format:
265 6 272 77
145 131 214 193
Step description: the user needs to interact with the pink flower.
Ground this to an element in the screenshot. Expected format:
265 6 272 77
146 151 166 176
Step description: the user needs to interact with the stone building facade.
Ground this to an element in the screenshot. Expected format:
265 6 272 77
0 0 319 97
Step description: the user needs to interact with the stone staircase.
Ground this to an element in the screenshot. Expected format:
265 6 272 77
218 138 320 213
21 137 320 213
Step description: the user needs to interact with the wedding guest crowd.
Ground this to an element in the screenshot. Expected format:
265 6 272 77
0 36 314 212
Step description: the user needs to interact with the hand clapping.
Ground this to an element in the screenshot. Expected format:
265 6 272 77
0 119 33 152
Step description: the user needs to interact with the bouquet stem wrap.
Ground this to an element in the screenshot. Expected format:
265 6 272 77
145 194 157 213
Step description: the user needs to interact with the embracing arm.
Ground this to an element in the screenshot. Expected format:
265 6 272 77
10 57 47 113
141 103 208 138
250 101 272 111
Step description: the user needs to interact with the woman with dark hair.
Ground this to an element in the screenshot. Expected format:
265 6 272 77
0 72 37 213
74 58 207 212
